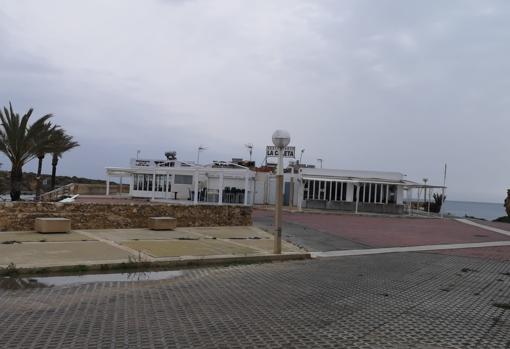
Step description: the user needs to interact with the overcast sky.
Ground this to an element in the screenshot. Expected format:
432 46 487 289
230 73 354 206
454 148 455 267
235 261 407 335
0 0 508 202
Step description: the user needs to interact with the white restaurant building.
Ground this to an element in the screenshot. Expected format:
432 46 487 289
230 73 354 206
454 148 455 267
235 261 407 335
106 157 445 215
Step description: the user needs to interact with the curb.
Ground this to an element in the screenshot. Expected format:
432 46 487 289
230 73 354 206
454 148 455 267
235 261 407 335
0 252 311 277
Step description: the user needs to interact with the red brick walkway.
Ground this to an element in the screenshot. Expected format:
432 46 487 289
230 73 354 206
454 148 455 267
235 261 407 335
253 209 510 248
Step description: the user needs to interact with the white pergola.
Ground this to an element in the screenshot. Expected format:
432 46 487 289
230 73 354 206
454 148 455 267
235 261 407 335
105 161 255 206
404 182 447 216
297 176 414 213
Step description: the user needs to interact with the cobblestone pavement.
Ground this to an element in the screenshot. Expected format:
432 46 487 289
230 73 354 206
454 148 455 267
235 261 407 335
1 252 510 348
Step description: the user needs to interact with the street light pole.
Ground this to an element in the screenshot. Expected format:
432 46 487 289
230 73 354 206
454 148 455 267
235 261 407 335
245 143 254 162
272 130 290 255
197 146 206 165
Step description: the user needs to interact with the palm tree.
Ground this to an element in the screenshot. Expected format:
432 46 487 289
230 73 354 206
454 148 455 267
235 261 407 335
35 124 59 200
48 129 79 190
0 103 53 201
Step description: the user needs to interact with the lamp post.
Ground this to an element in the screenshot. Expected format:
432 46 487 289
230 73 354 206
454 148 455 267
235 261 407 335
245 143 254 162
299 149 305 164
197 146 206 165
272 129 290 254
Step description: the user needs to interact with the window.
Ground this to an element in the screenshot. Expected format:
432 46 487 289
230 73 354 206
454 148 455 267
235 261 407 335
303 180 347 202
357 183 391 204
175 175 193 185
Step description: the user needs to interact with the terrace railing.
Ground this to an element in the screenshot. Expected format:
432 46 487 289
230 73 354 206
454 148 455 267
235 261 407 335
40 183 76 202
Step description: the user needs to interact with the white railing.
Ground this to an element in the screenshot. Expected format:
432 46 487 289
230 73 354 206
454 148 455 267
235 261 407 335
40 183 76 202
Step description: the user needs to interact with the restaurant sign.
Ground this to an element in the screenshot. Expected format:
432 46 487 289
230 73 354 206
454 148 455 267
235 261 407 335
266 146 295 158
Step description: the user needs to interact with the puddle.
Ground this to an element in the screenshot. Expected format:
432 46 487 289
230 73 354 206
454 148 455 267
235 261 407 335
0 277 47 290
0 270 184 289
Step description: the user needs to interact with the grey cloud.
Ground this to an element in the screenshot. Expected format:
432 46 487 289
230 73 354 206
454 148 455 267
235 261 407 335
0 0 509 202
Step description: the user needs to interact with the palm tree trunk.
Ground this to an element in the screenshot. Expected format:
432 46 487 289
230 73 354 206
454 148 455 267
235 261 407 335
35 155 44 200
10 165 23 201
51 154 58 190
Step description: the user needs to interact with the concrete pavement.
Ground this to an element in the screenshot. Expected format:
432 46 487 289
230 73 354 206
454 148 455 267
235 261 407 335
0 226 307 272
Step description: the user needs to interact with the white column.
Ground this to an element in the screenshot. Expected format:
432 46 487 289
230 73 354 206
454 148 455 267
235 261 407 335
440 187 445 218
106 174 110 196
151 170 156 200
218 172 224 205
264 173 269 204
251 175 256 205
355 184 360 214
408 187 413 216
297 179 303 211
244 171 249 206
289 176 294 208
165 172 169 199
193 170 199 204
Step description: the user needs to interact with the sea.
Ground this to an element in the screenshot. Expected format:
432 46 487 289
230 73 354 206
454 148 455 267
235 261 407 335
441 200 506 221
0 195 506 221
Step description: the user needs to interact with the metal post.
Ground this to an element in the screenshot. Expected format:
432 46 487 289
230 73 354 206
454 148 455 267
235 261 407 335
274 148 284 254
427 189 431 215
119 176 123 196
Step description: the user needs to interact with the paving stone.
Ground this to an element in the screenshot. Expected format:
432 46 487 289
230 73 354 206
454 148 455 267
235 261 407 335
1 252 510 348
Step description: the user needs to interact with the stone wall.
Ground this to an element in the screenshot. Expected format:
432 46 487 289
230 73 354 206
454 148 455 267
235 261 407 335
0 202 252 231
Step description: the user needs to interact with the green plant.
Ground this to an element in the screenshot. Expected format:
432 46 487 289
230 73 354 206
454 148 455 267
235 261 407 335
121 251 150 270
430 193 446 213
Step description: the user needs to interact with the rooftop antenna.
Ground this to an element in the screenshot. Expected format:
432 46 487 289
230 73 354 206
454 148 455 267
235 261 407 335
196 145 207 165
245 143 254 161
